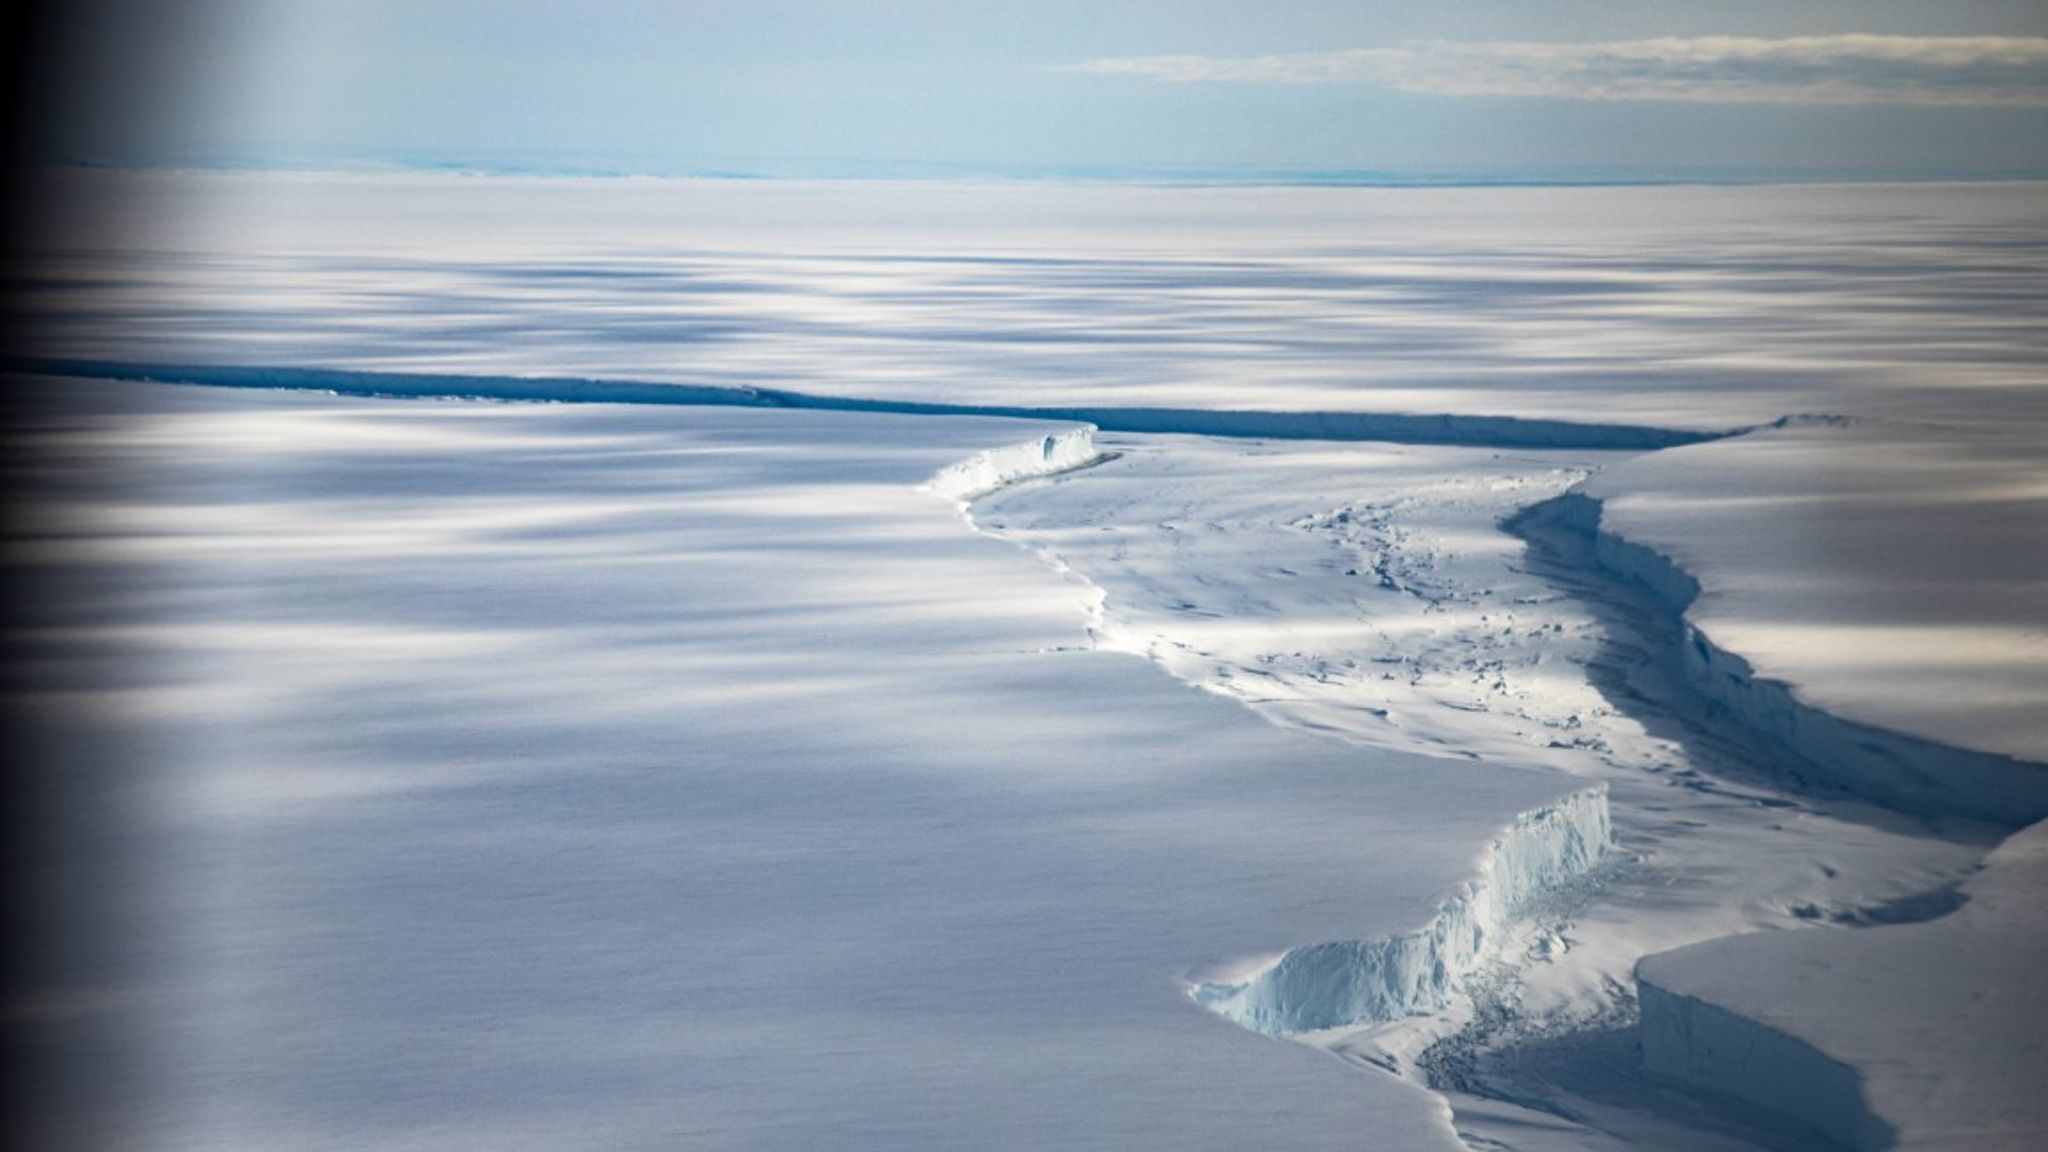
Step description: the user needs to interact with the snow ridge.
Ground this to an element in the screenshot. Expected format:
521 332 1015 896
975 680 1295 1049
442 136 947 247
924 428 1104 501
1193 787 1613 1034
13 358 1730 451
1551 491 2048 825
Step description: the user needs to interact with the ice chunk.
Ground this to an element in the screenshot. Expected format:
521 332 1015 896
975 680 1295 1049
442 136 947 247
923 427 1102 501
1196 787 1613 1033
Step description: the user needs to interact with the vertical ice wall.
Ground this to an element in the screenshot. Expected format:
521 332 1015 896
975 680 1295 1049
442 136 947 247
1553 492 2048 824
1635 977 1893 1150
924 428 1102 501
1194 787 1613 1034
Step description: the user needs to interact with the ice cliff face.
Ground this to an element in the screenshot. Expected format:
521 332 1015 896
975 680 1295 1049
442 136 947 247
924 428 1102 501
1635 977 1894 1150
1554 492 2048 825
1194 787 1613 1034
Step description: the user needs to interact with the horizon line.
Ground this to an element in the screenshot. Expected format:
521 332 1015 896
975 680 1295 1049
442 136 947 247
33 156 2048 190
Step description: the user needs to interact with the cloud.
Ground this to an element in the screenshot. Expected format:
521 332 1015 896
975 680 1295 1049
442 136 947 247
1063 35 2048 106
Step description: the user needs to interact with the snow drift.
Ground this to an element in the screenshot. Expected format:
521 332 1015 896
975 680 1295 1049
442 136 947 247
1194 786 1613 1033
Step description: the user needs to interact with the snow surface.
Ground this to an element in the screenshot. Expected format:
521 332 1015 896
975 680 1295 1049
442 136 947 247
1638 817 2048 1150
13 171 2047 1151
18 169 2048 430
12 374 1597 1152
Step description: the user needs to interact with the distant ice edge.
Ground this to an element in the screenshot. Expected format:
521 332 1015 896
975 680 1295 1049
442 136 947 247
1634 973 1896 1151
13 358 1730 450
1194 786 1614 1034
923 427 1103 502
1550 491 2048 826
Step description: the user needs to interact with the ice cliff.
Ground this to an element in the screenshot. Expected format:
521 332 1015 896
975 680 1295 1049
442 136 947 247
1194 787 1613 1034
1551 491 2048 825
924 428 1102 501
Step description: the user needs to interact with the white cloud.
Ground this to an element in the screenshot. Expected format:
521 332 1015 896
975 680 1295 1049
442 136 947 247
1064 35 2048 106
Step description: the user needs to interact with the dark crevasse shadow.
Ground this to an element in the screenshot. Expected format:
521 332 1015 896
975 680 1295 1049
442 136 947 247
1502 492 2022 837
11 357 1736 450
1444 1015 1899 1152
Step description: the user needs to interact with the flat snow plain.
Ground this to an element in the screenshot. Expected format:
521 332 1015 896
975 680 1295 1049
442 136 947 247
20 170 2048 431
11 172 2048 1150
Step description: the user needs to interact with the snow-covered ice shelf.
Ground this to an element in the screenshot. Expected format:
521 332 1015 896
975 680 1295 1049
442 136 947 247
21 169 2048 431
11 374 1595 1152
1560 418 2048 1148
14 169 2048 1152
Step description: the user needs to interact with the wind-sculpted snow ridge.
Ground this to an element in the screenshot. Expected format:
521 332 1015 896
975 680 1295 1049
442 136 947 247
14 358 1731 450
1547 491 2048 825
1193 787 1613 1034
924 427 1104 501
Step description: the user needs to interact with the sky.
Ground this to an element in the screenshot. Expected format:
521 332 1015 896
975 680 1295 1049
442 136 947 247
23 0 2048 181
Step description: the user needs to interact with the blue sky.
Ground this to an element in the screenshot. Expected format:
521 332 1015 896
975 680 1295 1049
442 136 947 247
35 0 2048 180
